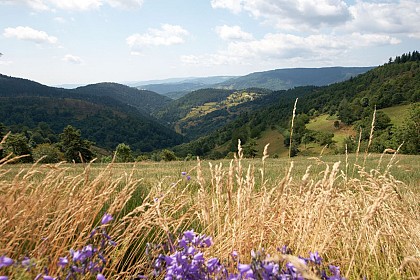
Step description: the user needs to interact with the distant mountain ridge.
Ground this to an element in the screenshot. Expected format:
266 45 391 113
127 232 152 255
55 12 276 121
73 82 172 116
132 67 373 99
216 67 374 90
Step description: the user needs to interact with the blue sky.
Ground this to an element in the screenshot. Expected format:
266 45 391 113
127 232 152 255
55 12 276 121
0 0 419 86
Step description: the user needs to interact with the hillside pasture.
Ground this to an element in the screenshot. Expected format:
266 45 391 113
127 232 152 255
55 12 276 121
378 103 416 127
255 128 288 157
306 114 357 144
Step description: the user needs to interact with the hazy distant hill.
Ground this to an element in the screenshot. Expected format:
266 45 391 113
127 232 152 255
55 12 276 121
217 67 374 90
135 76 235 99
0 74 183 151
134 67 372 99
73 83 172 115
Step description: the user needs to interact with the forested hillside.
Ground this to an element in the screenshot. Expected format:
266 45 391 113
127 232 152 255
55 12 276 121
153 88 276 139
0 74 183 154
73 83 172 116
217 67 373 90
172 52 420 158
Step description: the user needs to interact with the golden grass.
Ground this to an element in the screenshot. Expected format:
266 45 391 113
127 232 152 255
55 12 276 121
1 148 419 279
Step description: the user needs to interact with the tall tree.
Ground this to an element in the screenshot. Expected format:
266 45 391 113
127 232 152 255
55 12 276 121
32 143 63 163
114 143 134 163
396 104 420 154
59 125 94 163
3 133 33 163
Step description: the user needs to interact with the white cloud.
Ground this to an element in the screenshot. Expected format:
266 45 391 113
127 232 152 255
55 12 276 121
348 1 420 38
0 0 143 11
0 0 50 11
182 31 400 66
0 60 13 66
107 0 143 9
127 24 189 52
3 26 58 44
211 0 420 38
211 0 243 13
47 0 102 10
216 25 253 41
211 0 352 30
63 54 84 64
53 17 67 23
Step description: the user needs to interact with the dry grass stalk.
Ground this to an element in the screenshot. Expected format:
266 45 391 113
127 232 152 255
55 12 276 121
289 98 298 158
194 153 419 279
363 107 376 167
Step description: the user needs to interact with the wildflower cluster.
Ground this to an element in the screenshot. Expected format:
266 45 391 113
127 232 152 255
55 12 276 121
181 171 191 181
235 247 345 280
0 213 115 280
49 213 115 280
3 222 346 280
153 230 227 279
154 230 346 280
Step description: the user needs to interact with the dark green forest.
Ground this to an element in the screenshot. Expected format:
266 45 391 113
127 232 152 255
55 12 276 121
0 76 183 155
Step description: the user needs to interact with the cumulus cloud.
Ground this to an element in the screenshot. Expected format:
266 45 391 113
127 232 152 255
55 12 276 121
63 54 84 64
348 1 420 38
211 0 352 30
181 31 400 66
127 24 189 52
3 26 57 44
0 0 143 11
216 25 253 41
211 0 243 13
211 0 420 38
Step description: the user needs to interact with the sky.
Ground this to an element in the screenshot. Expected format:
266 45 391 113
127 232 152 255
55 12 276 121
0 0 419 86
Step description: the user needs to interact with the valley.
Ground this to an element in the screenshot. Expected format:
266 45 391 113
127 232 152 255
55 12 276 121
0 51 419 163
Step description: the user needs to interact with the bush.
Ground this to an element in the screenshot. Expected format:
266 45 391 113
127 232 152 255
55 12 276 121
32 143 64 163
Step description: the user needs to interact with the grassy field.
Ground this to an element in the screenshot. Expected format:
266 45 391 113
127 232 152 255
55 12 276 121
306 114 356 144
255 128 288 157
378 103 416 127
1 151 419 279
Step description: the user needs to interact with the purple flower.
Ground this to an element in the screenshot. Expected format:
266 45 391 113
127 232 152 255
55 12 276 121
101 213 113 225
72 250 83 262
0 276 9 280
90 228 97 238
186 175 191 181
58 257 68 268
181 171 187 176
201 236 212 247
206 257 220 273
183 230 195 241
231 251 238 259
97 274 106 280
0 256 13 268
43 276 55 280
310 251 322 265
238 263 252 274
21 257 31 268
329 264 342 277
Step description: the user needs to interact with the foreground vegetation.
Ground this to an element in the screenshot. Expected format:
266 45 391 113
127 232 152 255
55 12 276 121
1 144 419 279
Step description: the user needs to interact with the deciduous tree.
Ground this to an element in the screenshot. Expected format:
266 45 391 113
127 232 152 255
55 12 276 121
59 125 94 163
